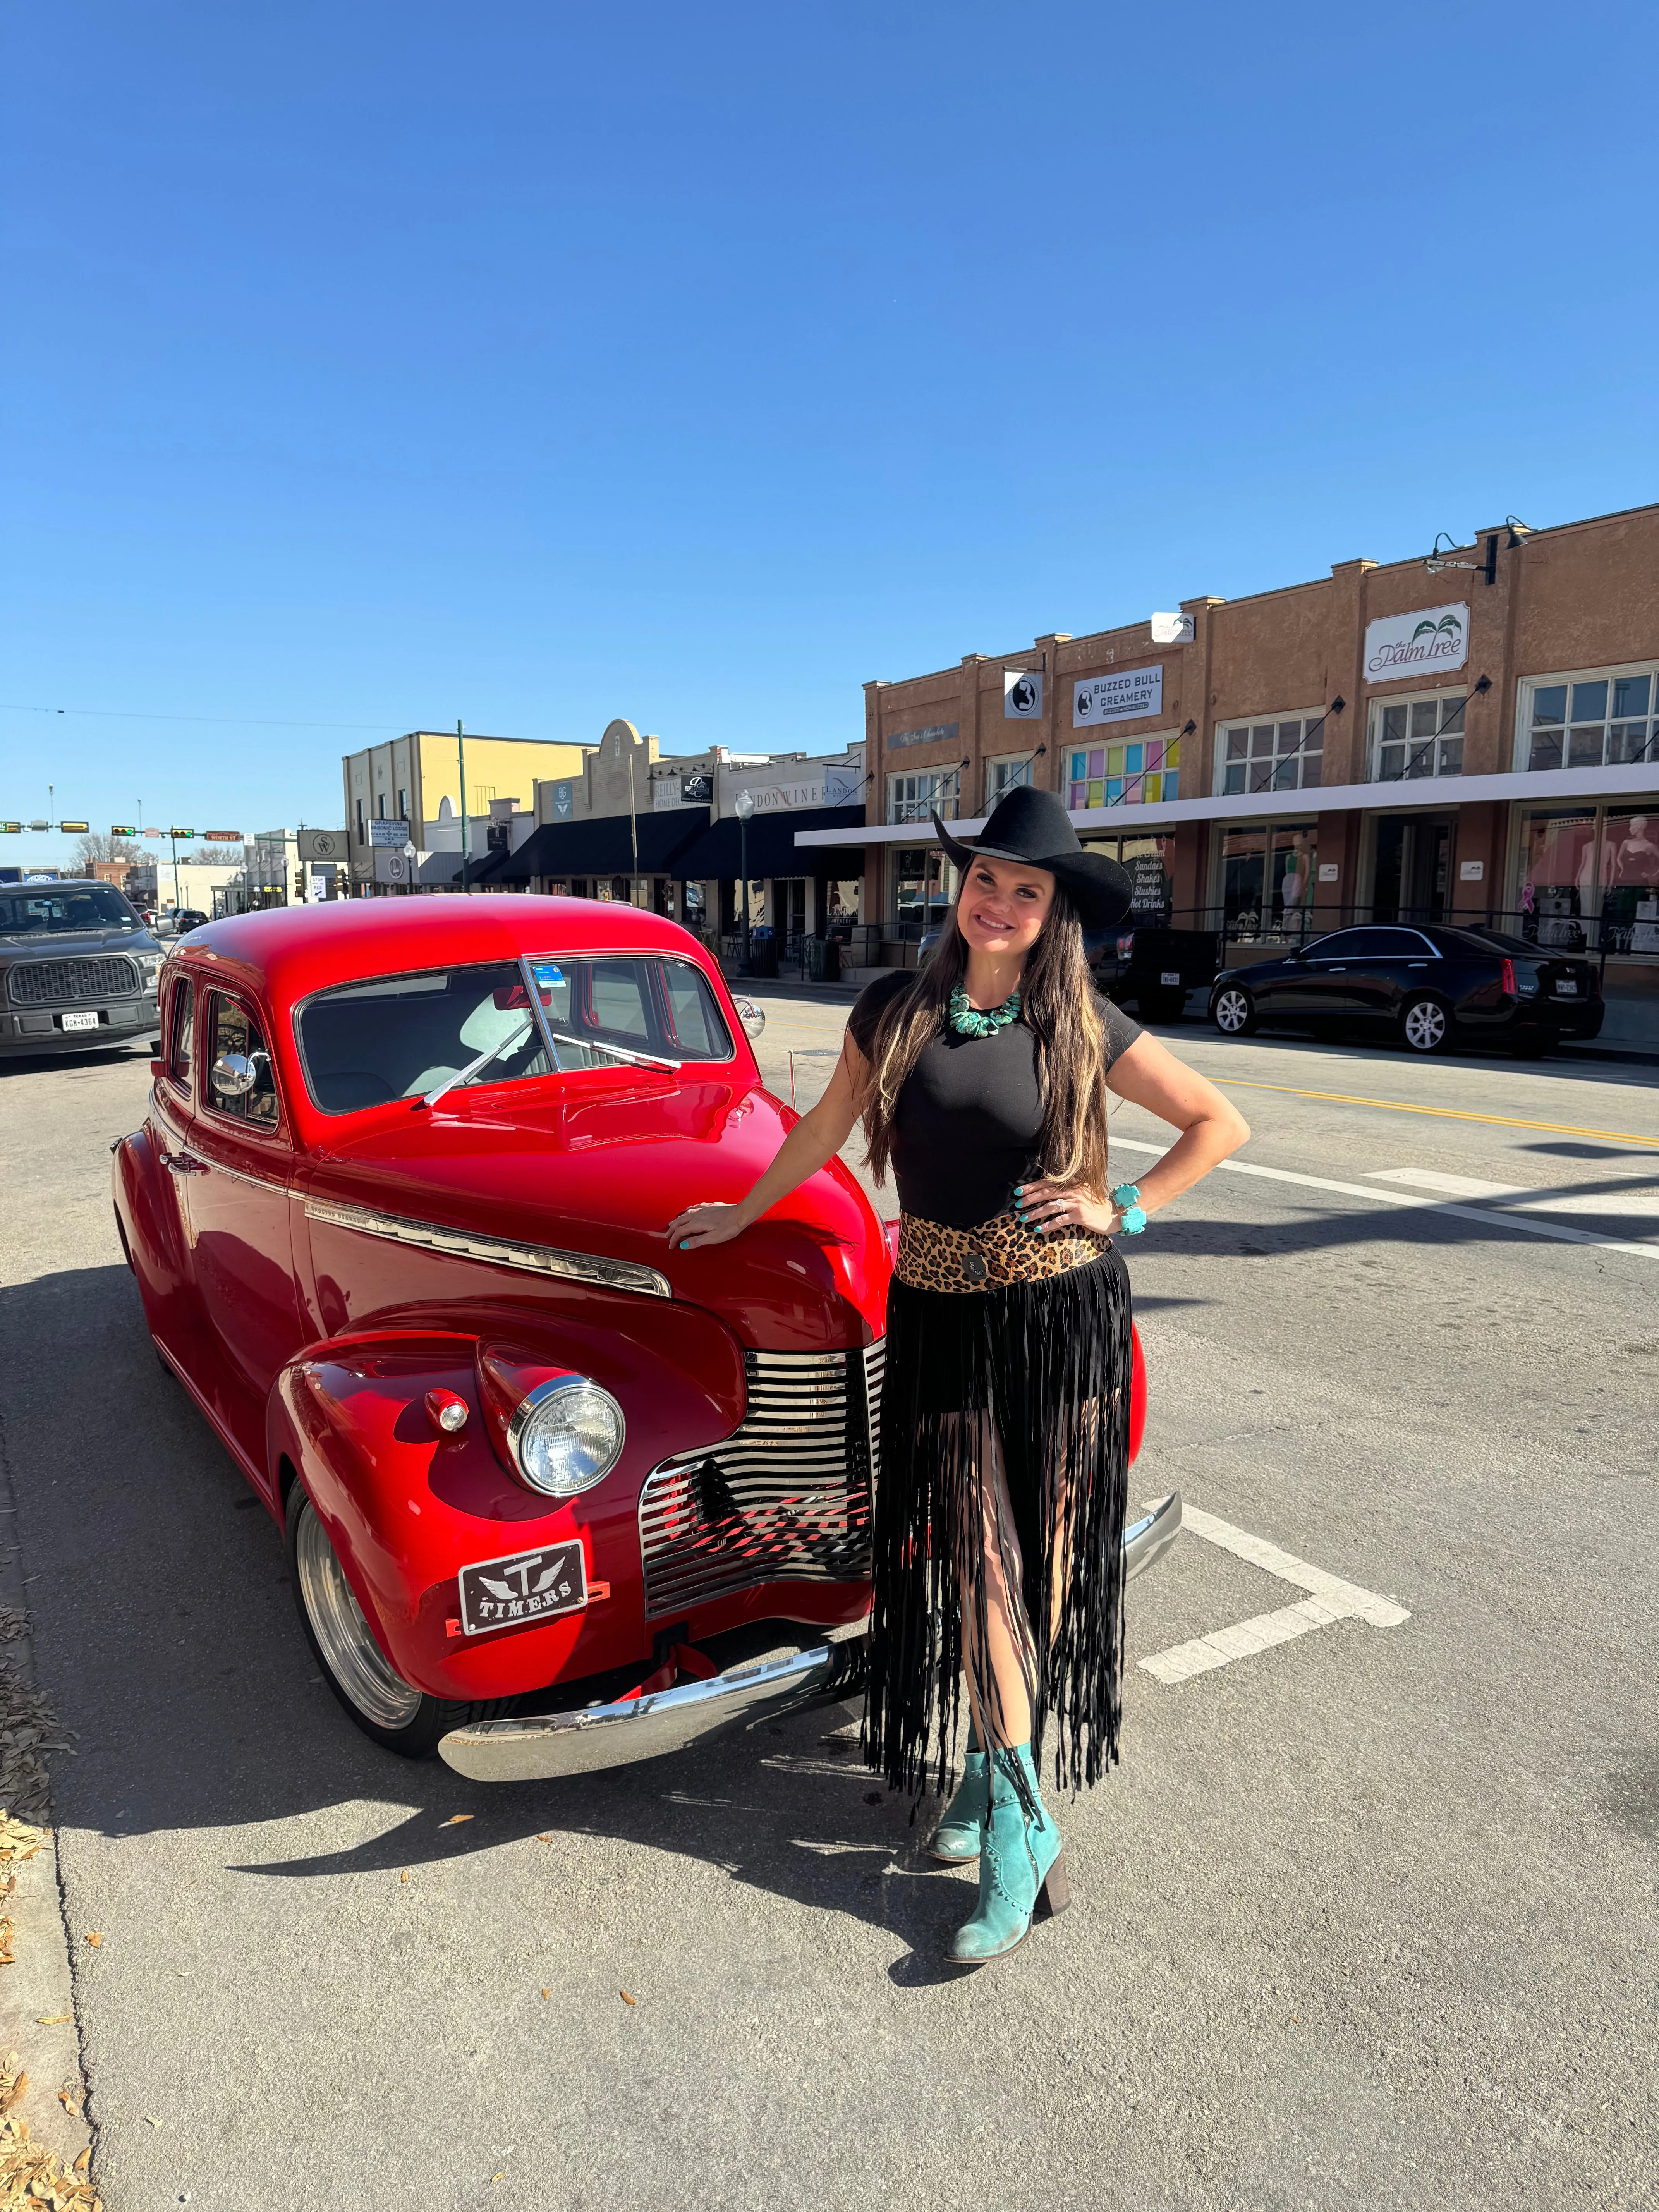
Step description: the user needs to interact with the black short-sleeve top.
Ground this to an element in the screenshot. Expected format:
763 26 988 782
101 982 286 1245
846 971 1144 1229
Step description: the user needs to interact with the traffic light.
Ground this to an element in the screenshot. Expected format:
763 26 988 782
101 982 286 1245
111 824 137 837
0 823 20 835
60 820 89 833
169 828 194 840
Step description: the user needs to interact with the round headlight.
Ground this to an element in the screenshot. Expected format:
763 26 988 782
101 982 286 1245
507 1376 625 1497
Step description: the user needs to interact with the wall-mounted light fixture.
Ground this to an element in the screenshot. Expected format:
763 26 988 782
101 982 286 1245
1474 674 1492 695
1181 720 1197 737
1330 697 1346 715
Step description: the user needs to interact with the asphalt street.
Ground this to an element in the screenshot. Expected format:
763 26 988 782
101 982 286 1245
0 1000 1655 2212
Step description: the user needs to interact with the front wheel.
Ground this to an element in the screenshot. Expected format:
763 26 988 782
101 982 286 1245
1211 984 1257 1037
1400 994 1453 1055
287 1488 475 1757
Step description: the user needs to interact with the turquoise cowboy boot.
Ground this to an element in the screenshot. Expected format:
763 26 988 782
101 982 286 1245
927 1724 987 1865
947 1745 1069 1966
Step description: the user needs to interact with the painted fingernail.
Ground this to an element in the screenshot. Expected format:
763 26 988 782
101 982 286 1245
679 1240 690 1249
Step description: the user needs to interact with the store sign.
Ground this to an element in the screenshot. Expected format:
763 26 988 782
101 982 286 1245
1074 666 1163 727
1364 603 1470 680
1003 671 1043 719
823 765 860 807
369 818 411 848
373 848 413 884
748 781 823 811
549 780 574 819
298 828 347 862
887 721 958 750
1149 612 1195 645
682 773 713 804
1128 852 1171 917
653 778 682 811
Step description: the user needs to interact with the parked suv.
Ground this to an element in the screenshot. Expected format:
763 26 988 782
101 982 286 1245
1088 924 1221 1023
0 881 164 1056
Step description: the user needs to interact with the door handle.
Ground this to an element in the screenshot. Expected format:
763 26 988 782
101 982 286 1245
164 1153 208 1176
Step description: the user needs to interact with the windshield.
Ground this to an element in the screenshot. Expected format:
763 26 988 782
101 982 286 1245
295 954 733 1114
0 886 141 937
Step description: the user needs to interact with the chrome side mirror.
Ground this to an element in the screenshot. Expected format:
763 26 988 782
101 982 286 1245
210 1051 256 1099
732 996 766 1042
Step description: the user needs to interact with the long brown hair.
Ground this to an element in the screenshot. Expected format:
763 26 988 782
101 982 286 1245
857 879 1110 1195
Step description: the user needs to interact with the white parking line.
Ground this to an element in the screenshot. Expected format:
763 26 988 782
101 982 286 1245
1108 1136 1659 1258
1139 1503 1410 1687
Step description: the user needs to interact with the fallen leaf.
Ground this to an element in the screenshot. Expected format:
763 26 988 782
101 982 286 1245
0 2061 26 2116
536 1833 551 1843
438 1814 473 1828
56 2085 80 2114
399 1871 409 1884
34 2019 69 2029
74 2148 91 2173
619 1990 637 2007
540 1989 550 2001
491 2174 506 2186
144 2115 161 2128
83 1934 101 1948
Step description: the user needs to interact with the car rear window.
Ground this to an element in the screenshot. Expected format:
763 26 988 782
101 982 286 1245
295 955 733 1114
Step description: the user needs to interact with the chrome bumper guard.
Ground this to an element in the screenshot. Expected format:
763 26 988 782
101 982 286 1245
438 1492 1182 1784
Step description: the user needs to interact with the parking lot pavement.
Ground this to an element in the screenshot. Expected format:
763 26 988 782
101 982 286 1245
0 1022 1655 2211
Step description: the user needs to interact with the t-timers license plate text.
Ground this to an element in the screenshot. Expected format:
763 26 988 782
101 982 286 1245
1160 971 1181 986
1555 981 1579 995
457 1540 587 1636
60 1011 99 1033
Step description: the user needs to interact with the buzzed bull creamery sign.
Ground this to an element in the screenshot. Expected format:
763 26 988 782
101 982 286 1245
1364 603 1470 680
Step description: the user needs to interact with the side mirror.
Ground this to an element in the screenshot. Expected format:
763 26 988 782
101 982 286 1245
210 1051 256 1099
731 996 766 1042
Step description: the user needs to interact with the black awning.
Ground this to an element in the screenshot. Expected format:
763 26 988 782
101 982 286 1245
491 809 709 883
672 805 866 881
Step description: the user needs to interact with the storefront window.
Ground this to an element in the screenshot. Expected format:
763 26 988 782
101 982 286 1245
1597 809 1659 955
1516 810 1597 948
1081 833 1173 922
1525 666 1659 771
1067 736 1180 810
1217 715 1321 796
1217 823 1318 941
890 848 953 938
822 878 861 938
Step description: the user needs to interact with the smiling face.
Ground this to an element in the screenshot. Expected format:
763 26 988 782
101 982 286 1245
954 853 1057 959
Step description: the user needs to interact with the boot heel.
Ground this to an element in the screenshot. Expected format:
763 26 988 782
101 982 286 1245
1036 1851 1070 1919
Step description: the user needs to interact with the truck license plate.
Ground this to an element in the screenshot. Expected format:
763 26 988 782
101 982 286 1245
1555 981 1579 996
1160 971 1181 986
60 1011 99 1033
457 1539 586 1636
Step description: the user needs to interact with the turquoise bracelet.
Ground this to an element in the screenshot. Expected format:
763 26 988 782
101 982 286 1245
1109 1181 1147 1235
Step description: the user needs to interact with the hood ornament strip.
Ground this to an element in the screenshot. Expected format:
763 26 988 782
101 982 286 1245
304 1197 673 1300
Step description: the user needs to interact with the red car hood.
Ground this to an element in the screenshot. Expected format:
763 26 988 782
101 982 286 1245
304 1073 890 1351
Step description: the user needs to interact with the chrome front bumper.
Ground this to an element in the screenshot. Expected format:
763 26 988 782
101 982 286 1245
438 1492 1183 1784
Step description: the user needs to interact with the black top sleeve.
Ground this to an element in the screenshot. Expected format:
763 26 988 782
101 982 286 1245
1099 994 1144 1067
847 970 912 1058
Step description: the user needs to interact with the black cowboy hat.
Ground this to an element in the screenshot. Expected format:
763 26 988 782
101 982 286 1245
932 786 1133 930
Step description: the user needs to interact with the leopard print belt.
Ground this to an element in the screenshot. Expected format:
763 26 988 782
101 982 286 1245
893 1209 1113 1294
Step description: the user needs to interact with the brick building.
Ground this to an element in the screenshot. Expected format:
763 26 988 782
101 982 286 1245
799 500 1659 1042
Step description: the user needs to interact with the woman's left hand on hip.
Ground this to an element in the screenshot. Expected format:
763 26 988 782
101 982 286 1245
1013 1180 1120 1237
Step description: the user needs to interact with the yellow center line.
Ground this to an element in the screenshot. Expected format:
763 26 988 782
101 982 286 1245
1206 1077 1658 1148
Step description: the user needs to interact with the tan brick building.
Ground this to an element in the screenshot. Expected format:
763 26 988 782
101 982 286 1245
800 500 1659 1041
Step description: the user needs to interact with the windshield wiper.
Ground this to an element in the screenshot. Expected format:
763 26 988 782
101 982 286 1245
416 1017 534 1109
545 1029 681 1073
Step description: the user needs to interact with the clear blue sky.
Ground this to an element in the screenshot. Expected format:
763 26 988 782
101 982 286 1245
4 0 1656 863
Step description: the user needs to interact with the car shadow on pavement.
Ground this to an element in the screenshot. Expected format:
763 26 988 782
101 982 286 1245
0 1263 971 1976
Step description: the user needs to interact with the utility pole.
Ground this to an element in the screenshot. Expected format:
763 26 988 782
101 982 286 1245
735 787 755 973
457 721 469 893
627 739 639 902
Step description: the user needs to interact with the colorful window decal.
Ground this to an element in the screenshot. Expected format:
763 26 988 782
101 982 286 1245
1068 734 1180 810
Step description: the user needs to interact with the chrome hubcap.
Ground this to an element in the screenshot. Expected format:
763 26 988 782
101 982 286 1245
1405 1002 1446 1050
1216 990 1249 1032
295 1501 422 1730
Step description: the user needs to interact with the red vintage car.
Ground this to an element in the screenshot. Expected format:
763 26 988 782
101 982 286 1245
112 898 1177 1782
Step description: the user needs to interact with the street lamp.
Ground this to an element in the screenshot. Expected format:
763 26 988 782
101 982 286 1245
734 788 755 973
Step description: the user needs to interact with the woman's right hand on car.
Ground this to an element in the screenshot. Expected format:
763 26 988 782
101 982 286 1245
667 1200 752 1250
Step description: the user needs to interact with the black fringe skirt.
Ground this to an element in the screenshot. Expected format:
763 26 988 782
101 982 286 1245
863 1243 1133 1809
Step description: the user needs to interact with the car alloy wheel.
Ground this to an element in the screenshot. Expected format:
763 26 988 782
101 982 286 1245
1401 995 1451 1054
293 1496 424 1731
1212 986 1256 1037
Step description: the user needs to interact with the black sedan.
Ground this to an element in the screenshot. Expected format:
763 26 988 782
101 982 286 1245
1208 924 1605 1056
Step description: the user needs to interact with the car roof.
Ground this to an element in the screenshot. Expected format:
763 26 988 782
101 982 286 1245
171 894 714 1006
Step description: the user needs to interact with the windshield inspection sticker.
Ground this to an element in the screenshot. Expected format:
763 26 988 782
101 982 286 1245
1138 1505 1409 1685
458 1540 587 1635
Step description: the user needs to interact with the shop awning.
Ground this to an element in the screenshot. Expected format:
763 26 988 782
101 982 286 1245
489 810 709 884
672 805 867 881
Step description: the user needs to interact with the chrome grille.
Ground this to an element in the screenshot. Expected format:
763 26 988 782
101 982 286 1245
8 955 141 1006
638 1343 882 1620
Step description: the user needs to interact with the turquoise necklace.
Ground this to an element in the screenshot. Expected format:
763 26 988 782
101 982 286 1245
948 982 1022 1038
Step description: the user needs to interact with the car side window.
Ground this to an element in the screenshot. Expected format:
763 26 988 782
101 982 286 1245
1304 930 1369 959
205 993 281 1130
167 977 194 1092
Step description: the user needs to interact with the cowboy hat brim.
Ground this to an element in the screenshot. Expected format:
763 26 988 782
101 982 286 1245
932 809 1134 931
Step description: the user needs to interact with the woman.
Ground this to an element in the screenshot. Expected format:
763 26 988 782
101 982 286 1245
670 787 1248 1967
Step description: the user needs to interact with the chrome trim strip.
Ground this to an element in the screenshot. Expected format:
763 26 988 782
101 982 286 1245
1123 1492 1182 1582
185 1148 289 1194
303 1197 673 1299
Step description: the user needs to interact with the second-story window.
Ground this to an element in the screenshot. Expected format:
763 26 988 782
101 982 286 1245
1372 692 1465 781
1217 713 1322 796
1522 665 1659 771
986 755 1033 809
887 769 959 825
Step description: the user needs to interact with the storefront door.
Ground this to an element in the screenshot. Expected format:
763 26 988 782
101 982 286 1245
1372 816 1453 924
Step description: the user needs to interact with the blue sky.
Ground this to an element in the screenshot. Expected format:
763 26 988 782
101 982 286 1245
4 0 1656 862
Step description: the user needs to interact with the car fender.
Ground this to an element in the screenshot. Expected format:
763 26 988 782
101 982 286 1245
266 1309 749 1701
112 1125 194 1334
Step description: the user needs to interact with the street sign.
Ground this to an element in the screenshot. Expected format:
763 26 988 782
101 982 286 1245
29 820 48 832
368 818 411 849
202 830 242 842
59 820 89 833
1 823 20 835
298 828 348 863
373 848 413 885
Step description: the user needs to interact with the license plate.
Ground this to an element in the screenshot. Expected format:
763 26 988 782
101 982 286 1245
457 1540 586 1636
1160 971 1181 987
60 1011 100 1033
1554 981 1579 996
